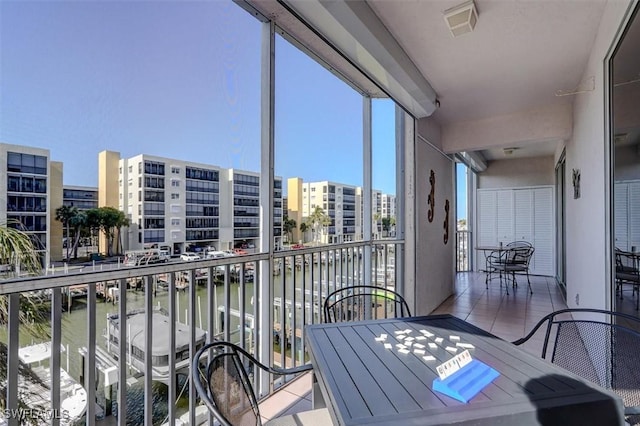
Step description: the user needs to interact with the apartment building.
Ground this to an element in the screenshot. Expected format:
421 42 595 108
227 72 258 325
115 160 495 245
358 189 396 239
288 177 396 244
63 185 98 210
1 143 63 265
218 168 283 251
287 178 358 244
99 151 282 254
381 194 396 237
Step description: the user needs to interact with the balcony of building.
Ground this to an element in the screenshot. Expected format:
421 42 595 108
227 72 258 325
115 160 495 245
2 0 640 424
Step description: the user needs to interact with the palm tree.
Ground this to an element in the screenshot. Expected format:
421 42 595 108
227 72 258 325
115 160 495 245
115 211 131 255
55 205 78 261
90 207 129 256
305 206 331 245
69 210 88 259
283 216 297 243
0 221 49 424
299 222 309 243
0 220 42 278
382 216 394 237
373 212 382 239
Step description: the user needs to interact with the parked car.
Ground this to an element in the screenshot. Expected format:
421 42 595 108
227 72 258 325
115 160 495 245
205 250 227 259
233 248 248 255
180 252 201 261
292 244 304 249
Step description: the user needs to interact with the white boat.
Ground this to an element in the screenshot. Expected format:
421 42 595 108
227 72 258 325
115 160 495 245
105 307 207 384
17 342 88 426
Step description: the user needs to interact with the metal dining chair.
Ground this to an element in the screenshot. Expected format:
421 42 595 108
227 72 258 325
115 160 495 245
615 249 640 310
512 308 640 421
192 341 331 426
323 285 411 323
489 245 534 294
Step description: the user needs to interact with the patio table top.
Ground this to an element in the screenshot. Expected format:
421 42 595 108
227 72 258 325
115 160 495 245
305 314 624 426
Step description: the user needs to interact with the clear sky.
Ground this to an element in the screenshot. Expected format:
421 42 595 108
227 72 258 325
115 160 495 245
457 163 467 221
0 0 397 195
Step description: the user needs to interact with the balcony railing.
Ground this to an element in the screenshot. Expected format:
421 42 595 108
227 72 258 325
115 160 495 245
0 239 403 426
456 230 471 272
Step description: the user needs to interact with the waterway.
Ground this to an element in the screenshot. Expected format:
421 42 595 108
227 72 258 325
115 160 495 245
0 251 393 425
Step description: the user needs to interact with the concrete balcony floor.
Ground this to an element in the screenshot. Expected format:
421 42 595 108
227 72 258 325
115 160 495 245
263 272 568 421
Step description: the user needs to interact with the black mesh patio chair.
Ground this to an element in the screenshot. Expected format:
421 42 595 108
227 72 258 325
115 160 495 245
615 249 640 310
507 240 533 248
485 249 507 288
490 245 534 295
192 341 331 426
323 285 411 323
512 308 640 420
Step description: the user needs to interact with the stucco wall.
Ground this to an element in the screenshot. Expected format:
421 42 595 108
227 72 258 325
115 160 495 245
478 156 555 189
414 118 455 315
565 1 633 310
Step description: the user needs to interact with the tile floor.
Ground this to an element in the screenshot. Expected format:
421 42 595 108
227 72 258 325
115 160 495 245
431 272 568 356
261 272 569 421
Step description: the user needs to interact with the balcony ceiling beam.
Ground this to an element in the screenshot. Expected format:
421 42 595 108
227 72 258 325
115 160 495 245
282 0 438 118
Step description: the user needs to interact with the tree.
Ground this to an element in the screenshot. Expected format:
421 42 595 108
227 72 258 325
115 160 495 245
88 207 130 257
373 212 382 239
283 216 297 243
304 206 331 245
55 205 78 261
69 210 88 259
0 220 42 277
0 221 49 424
299 222 309 243
382 217 393 236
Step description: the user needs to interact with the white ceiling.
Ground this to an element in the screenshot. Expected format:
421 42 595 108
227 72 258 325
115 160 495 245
366 0 607 160
247 0 617 160
368 0 607 125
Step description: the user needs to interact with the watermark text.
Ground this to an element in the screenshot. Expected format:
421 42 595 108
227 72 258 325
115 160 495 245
2 408 70 422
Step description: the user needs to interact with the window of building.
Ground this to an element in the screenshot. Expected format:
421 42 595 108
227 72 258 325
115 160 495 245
7 153 47 174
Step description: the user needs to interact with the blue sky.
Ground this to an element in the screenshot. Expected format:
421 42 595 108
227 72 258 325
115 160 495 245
457 163 467 220
0 0 397 195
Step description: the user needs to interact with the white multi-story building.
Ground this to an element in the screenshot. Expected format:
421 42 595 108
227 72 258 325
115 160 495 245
99 151 281 254
289 177 396 244
219 168 283 250
381 194 396 219
297 180 359 244
1 143 63 264
63 185 98 211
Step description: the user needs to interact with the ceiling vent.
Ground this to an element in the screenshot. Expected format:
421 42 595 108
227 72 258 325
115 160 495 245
443 0 478 37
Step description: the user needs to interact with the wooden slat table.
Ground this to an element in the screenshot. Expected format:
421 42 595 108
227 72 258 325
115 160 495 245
305 315 624 425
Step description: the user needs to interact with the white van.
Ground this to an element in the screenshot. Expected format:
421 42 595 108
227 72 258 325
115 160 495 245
205 250 227 259
159 249 171 262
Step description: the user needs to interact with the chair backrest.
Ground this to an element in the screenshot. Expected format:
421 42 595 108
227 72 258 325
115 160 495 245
193 341 312 426
510 246 534 266
503 241 533 264
323 285 411 323
615 249 638 273
507 240 532 248
513 308 640 415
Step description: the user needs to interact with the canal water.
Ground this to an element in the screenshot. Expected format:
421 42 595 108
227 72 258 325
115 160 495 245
1 251 391 425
